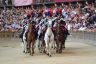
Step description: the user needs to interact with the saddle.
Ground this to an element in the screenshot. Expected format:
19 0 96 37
24 28 38 41
33 27 38 39
60 26 70 35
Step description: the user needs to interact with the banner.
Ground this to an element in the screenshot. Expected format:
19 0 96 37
13 0 32 6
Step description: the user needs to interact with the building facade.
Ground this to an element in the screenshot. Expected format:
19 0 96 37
0 0 95 7
32 0 82 4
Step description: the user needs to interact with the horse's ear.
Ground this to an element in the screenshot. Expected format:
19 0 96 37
32 21 36 25
59 20 66 25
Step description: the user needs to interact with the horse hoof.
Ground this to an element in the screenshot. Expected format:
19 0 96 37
54 47 56 49
40 52 42 53
23 51 27 54
58 51 62 53
43 50 46 53
39 51 42 53
31 55 33 56
49 55 52 57
51 46 54 49
30 53 33 56
28 51 30 53
63 47 65 49
26 51 29 54
23 51 25 53
56 50 59 53
47 53 52 57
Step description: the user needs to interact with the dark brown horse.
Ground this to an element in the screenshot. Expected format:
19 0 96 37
53 20 69 53
27 22 37 56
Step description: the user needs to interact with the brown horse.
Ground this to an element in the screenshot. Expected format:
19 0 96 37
27 22 37 56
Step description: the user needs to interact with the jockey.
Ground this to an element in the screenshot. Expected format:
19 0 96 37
58 17 70 36
35 10 43 24
20 17 29 39
44 7 52 17
36 17 47 39
62 8 68 20
31 10 36 18
53 8 59 17
19 23 28 41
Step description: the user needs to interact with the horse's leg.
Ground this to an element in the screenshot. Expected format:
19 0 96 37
59 42 63 53
42 40 46 53
51 39 56 49
29 42 32 55
22 36 27 53
30 40 35 56
46 42 51 57
29 42 32 56
44 30 52 57
32 40 35 55
49 34 55 49
45 37 52 57
63 34 68 49
40 40 44 53
21 40 24 52
56 41 59 53
62 40 65 49
38 39 43 53
27 40 31 53
37 39 41 53
23 39 28 53
37 30 42 52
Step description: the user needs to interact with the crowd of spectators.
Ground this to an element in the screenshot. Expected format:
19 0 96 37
0 2 96 32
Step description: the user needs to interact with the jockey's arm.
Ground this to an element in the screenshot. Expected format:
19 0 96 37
52 17 58 22
35 19 44 28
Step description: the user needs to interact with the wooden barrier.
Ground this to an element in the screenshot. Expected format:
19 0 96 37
68 31 96 44
0 30 95 43
0 31 13 39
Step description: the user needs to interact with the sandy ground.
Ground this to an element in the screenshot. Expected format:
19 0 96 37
0 38 96 64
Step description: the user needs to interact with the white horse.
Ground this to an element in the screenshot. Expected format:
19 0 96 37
44 18 56 57
36 25 44 53
36 18 48 53
22 25 28 53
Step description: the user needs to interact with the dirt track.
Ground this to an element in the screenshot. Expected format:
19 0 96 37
0 38 96 64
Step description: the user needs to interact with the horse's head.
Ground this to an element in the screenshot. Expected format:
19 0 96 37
28 21 36 32
56 18 66 27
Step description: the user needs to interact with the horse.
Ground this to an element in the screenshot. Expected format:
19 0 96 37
44 18 56 57
36 17 47 53
36 24 46 53
21 24 29 53
53 19 69 53
27 21 37 56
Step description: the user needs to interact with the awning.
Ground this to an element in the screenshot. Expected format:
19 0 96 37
54 0 83 3
12 0 32 6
